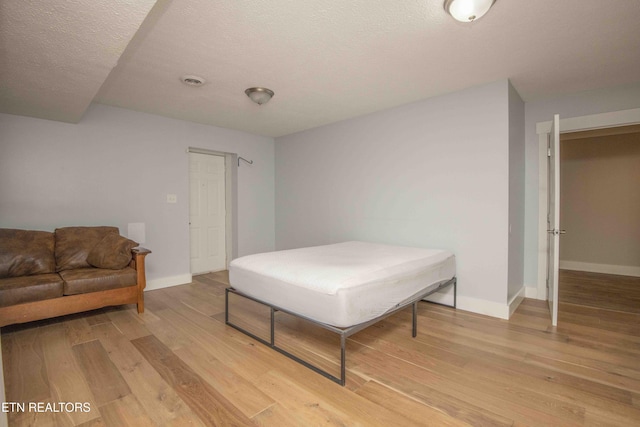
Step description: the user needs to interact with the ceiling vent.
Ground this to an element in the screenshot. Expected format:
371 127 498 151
181 75 205 86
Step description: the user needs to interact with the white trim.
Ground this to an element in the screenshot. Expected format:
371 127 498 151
537 131 549 300
423 286 455 306
508 286 525 317
536 107 640 135
560 261 640 277
456 295 510 320
187 147 228 157
524 285 540 299
536 107 640 301
145 273 193 291
188 147 237 271
224 153 236 267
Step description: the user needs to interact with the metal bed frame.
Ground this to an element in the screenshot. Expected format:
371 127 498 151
225 276 456 386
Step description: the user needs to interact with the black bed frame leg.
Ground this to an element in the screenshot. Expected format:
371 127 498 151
224 288 229 324
412 301 418 338
270 307 275 345
340 334 346 386
454 279 457 308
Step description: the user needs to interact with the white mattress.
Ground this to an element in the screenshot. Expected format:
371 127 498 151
229 241 455 328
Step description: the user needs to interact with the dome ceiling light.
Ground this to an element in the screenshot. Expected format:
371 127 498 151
245 87 274 105
444 0 496 22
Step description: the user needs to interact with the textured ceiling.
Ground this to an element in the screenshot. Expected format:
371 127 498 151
0 0 157 123
2 0 639 137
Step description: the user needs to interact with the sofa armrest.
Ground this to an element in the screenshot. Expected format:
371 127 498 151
131 247 152 256
130 247 151 284
130 247 151 313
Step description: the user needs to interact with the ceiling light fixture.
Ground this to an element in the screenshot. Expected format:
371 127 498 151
245 87 274 105
444 0 495 22
181 75 205 86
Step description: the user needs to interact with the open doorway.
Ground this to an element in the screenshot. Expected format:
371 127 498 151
557 125 640 314
536 108 640 322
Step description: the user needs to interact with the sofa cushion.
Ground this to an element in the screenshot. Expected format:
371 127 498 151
86 234 138 270
0 273 64 307
60 267 137 296
55 226 119 271
0 229 56 278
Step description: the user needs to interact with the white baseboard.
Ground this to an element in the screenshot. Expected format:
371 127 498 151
423 286 455 306
525 285 541 299
508 287 525 318
456 295 510 320
422 283 510 320
559 261 640 277
145 273 193 291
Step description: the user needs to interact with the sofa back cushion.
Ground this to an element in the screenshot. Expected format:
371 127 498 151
86 234 138 270
0 229 56 278
55 226 119 271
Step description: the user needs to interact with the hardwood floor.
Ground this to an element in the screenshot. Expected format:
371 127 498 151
559 269 640 313
2 270 639 426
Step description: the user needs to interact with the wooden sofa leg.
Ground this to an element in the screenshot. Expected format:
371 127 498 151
131 247 151 315
136 273 145 313
137 287 145 313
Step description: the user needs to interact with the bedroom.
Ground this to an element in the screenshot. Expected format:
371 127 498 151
1 1 640 425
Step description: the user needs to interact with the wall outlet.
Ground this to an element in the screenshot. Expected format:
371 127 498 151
166 194 177 204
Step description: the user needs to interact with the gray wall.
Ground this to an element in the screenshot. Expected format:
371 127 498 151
523 82 640 288
0 104 275 288
3 78 637 311
276 80 514 310
508 82 526 301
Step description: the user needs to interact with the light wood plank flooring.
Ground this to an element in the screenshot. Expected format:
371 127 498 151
2 270 639 426
559 269 640 313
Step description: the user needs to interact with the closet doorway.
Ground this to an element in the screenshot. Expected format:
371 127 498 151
557 125 640 314
536 108 640 322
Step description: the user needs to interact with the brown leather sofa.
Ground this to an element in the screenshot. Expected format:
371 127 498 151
0 226 151 327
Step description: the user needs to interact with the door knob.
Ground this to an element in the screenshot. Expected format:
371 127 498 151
547 229 566 235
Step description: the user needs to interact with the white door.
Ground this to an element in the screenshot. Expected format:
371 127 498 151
189 153 226 274
547 114 561 326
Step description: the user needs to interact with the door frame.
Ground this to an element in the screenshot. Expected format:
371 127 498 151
536 108 640 299
188 147 238 271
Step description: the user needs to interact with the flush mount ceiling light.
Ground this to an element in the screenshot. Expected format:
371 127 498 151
245 87 274 105
181 75 205 86
444 0 496 22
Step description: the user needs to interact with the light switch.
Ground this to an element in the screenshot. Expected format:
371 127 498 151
166 194 177 203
